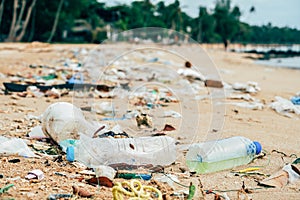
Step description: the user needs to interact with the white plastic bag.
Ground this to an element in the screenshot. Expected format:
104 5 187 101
0 136 36 157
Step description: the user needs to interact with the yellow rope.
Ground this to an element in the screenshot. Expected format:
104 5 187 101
112 180 163 200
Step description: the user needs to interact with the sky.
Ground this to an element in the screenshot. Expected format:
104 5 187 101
99 0 300 30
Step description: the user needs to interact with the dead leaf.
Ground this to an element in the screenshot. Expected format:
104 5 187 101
162 124 176 131
86 176 113 188
72 185 93 198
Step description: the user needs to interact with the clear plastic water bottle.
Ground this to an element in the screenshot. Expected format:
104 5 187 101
186 136 262 174
66 134 176 168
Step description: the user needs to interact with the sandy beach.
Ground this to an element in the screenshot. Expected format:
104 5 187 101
0 42 299 199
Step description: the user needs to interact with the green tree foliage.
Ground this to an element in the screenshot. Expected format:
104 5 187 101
0 0 299 44
213 0 241 49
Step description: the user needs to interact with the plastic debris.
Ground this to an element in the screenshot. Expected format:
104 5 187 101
28 125 47 139
94 165 116 180
47 194 73 200
25 169 44 180
92 102 114 115
270 96 300 117
164 110 182 118
187 183 196 200
112 180 162 200
154 174 179 189
27 86 44 98
204 79 223 88
41 102 96 143
116 172 152 180
8 158 20 163
232 81 261 93
0 184 14 194
226 101 264 110
228 94 255 101
67 134 176 167
291 96 300 105
177 68 206 81
0 136 37 157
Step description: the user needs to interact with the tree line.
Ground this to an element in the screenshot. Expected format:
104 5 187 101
0 0 300 47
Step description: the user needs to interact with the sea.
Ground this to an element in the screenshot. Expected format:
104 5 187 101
232 44 300 69
255 56 300 69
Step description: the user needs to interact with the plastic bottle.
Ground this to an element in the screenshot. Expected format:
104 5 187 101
66 134 176 168
186 136 262 174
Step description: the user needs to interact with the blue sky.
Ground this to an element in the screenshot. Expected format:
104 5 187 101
99 0 300 29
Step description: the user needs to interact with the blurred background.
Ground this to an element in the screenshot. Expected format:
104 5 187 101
0 0 299 46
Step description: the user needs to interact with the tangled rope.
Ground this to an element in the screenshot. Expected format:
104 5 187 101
112 180 162 200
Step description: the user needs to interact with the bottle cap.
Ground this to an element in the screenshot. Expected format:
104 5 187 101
253 141 262 154
66 146 75 162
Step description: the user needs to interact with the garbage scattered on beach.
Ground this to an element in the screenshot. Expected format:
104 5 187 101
0 44 299 199
270 96 300 117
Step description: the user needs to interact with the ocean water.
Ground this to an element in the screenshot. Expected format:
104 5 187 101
255 56 300 69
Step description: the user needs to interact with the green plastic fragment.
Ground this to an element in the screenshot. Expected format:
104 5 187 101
0 184 14 194
187 183 196 200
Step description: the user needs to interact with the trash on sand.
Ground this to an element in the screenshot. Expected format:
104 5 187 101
162 124 176 131
0 184 14 194
123 110 139 119
0 136 37 157
269 96 300 117
204 79 223 88
186 136 262 174
226 101 264 110
187 182 196 200
259 164 300 188
154 173 179 189
164 110 182 118
116 171 152 180
28 125 47 139
291 96 300 105
8 158 21 163
25 169 44 180
66 134 176 167
177 68 206 81
27 86 44 98
232 81 260 93
86 176 113 188
59 139 78 153
45 88 68 98
94 165 116 180
47 194 73 200
72 185 93 198
136 113 153 128
233 167 261 173
92 102 114 115
67 73 84 84
228 94 254 101
108 163 155 171
42 102 95 143
112 180 162 200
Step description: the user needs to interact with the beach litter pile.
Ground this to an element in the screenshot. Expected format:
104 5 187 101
0 44 299 199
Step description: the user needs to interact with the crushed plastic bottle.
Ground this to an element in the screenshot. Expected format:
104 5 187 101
41 102 96 143
186 136 262 174
66 135 176 168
